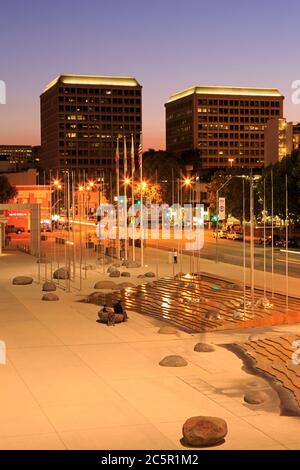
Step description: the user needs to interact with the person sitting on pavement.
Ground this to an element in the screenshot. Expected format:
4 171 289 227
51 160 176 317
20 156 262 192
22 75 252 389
113 299 128 322
102 304 116 326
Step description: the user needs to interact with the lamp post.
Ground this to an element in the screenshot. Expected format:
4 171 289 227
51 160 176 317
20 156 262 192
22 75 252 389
215 176 233 263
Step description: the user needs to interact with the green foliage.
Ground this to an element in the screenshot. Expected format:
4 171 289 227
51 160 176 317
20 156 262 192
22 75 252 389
0 176 18 203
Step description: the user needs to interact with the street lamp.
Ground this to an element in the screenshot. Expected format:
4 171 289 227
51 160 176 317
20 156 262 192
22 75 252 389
228 158 234 168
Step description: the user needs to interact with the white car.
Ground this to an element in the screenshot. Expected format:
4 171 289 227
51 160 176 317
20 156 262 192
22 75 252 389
227 231 243 241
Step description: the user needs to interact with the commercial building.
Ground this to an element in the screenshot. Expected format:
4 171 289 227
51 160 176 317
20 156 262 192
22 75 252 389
40 74 142 173
265 118 293 166
165 86 284 169
0 145 40 172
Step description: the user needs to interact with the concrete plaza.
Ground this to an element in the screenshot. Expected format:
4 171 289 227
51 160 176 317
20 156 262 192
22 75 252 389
0 251 300 449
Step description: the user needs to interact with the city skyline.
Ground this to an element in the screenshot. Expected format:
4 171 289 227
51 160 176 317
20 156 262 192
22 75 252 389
1 0 300 150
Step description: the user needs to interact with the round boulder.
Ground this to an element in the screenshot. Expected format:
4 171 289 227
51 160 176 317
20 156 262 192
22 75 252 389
109 270 121 278
182 416 228 447
107 266 117 274
94 280 116 290
158 326 178 335
137 274 145 279
12 276 33 285
42 281 56 292
159 355 187 367
145 272 155 278
53 268 69 280
42 293 59 301
121 272 131 277
194 343 215 353
244 391 268 405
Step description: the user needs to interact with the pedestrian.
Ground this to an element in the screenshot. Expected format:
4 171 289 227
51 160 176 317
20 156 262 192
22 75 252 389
102 304 115 326
113 299 128 322
173 250 178 264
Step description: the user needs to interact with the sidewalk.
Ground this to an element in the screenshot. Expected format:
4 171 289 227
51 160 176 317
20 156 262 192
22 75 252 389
0 251 300 449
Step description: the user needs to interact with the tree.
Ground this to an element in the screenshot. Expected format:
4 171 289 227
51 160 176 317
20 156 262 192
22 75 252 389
258 150 300 223
142 149 182 204
0 176 17 203
207 169 261 221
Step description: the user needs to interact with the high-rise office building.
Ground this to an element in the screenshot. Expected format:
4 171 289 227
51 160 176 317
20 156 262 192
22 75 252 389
165 86 284 169
40 74 142 172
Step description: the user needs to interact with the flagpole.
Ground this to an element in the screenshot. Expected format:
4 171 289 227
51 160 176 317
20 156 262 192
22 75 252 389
139 132 144 267
131 134 136 261
116 136 120 260
123 135 128 260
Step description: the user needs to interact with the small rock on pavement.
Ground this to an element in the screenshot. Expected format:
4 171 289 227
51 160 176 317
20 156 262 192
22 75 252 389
244 391 268 405
53 268 69 280
158 326 178 335
12 276 33 285
42 281 56 292
159 355 187 367
194 343 215 352
145 272 155 277
109 270 121 278
121 272 131 277
182 416 228 447
42 293 59 301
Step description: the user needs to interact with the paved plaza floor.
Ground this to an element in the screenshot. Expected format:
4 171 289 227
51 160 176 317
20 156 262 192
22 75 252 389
0 251 300 449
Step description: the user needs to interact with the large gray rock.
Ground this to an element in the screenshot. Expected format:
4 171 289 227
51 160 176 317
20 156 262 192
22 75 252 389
94 280 116 290
158 326 178 335
182 416 228 447
194 343 215 353
137 274 145 279
42 281 56 292
53 268 69 280
12 276 33 285
244 391 268 405
159 355 187 367
109 270 121 278
145 271 155 278
121 271 131 277
42 293 59 301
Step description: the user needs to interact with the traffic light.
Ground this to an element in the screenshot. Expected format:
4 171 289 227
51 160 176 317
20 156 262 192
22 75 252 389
211 215 218 222
134 199 141 205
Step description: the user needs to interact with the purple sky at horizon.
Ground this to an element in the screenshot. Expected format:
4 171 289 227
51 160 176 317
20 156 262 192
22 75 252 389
1 0 300 150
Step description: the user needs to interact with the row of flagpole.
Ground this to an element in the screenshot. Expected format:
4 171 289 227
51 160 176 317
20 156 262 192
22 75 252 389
115 132 143 266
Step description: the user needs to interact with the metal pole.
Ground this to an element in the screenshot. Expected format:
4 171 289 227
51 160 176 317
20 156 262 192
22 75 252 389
271 167 274 298
263 176 266 298
243 178 246 319
250 172 255 311
286 174 289 312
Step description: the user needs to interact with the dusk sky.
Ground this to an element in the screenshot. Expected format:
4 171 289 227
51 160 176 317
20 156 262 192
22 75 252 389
1 0 300 150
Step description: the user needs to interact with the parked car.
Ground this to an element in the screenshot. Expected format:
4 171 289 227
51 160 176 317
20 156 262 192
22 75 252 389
5 225 25 235
275 238 298 248
212 229 227 239
227 230 243 241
